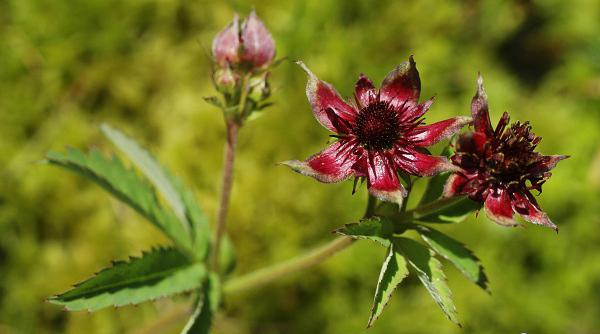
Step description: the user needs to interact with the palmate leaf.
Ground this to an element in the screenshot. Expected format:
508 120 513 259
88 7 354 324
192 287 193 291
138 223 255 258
367 244 409 327
46 148 193 254
48 248 206 311
334 216 394 247
395 238 460 326
101 124 211 259
416 225 489 292
101 123 189 230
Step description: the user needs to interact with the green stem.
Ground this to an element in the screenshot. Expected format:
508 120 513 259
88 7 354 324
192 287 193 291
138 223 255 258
138 195 462 331
224 194 378 295
398 195 466 221
224 236 355 295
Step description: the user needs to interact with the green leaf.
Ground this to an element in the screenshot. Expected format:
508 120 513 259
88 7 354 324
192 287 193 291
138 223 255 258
395 238 460 326
46 148 192 253
203 96 224 110
416 225 489 292
172 176 211 260
418 144 457 206
48 248 206 312
334 216 394 247
419 172 451 206
367 244 409 327
416 196 482 224
181 273 221 334
103 123 212 259
100 123 189 231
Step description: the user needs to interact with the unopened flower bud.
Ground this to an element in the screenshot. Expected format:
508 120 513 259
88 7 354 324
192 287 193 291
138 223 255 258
212 11 275 71
240 11 275 69
212 14 240 68
214 67 239 92
249 72 271 101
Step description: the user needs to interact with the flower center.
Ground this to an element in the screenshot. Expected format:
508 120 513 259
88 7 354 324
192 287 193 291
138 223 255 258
455 121 545 193
353 102 401 151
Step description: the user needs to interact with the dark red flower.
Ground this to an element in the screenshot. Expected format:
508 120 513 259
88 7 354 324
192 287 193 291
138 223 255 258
212 11 275 71
444 74 568 230
282 57 470 205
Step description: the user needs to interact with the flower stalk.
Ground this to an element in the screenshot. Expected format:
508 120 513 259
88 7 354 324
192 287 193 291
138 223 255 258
211 119 239 271
209 11 276 272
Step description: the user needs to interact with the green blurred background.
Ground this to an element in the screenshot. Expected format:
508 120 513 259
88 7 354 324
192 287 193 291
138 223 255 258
1 0 600 333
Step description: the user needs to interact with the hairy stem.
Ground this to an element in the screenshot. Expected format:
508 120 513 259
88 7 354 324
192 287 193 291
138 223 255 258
211 121 239 271
211 73 252 271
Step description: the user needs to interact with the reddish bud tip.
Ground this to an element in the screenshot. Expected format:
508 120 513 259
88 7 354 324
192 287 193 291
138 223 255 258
240 10 276 69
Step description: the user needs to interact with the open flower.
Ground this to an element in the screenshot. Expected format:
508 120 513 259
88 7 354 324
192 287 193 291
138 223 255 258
444 75 568 230
282 57 470 205
212 11 275 71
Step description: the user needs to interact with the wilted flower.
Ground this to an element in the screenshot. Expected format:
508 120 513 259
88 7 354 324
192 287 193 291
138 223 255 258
444 75 568 230
212 11 275 71
283 57 470 205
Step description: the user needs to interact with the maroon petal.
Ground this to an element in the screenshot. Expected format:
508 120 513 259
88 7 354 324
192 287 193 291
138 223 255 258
380 56 421 109
212 14 240 67
366 153 407 205
394 149 459 177
280 139 357 183
532 155 569 173
455 131 488 156
512 192 558 231
471 74 494 137
407 116 471 147
483 188 517 227
399 97 435 123
354 74 377 108
298 61 358 133
443 173 470 197
240 10 275 68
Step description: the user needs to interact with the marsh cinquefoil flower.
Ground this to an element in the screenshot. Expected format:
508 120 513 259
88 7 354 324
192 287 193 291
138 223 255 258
283 57 470 205
212 11 275 71
444 75 568 230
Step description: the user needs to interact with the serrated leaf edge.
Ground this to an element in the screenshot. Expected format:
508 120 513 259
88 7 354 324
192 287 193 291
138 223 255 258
416 225 490 293
367 245 409 328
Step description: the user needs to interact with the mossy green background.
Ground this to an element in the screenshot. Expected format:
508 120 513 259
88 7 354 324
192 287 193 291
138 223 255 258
1 0 600 333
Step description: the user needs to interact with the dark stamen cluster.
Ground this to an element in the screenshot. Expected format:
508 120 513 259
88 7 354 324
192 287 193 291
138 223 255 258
454 113 551 197
353 101 401 151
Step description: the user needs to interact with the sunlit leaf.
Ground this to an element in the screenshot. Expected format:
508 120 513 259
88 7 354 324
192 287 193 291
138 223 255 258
334 216 394 247
101 123 189 230
101 124 212 259
48 248 206 312
395 237 460 326
46 149 193 253
367 244 409 327
416 225 489 292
